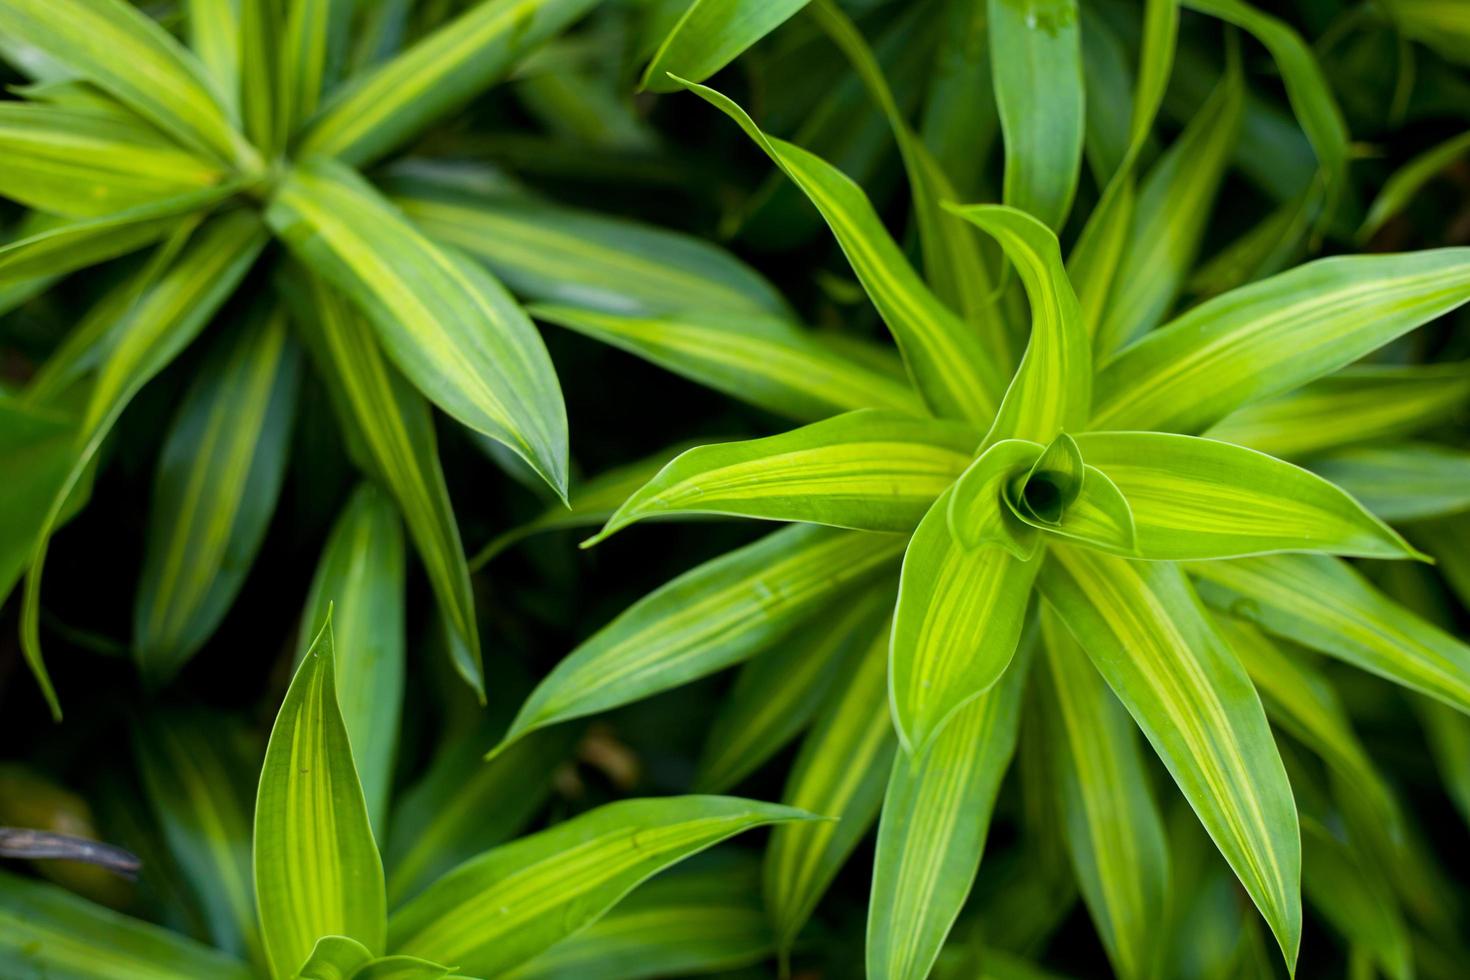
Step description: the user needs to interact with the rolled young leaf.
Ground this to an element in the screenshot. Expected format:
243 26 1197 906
588 410 976 542
387 796 815 976
490 525 904 756
532 304 921 422
134 306 301 682
945 438 1046 558
988 0 1084 231
764 626 897 952
298 0 599 167
1092 248 1470 433
1039 547 1301 971
0 0 258 169
673 78 1008 424
296 483 406 837
891 486 1038 753
268 157 569 497
866 642 1028 980
254 615 387 979
1189 554 1470 716
285 273 483 700
1073 431 1417 560
641 0 811 92
1038 608 1168 980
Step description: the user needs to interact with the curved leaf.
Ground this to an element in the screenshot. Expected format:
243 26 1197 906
642 0 810 92
1361 130 1470 241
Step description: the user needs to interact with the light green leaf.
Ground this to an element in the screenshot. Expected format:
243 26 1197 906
490 525 903 756
891 487 1039 753
1379 0 1470 67
765 626 896 951
186 0 240 104
299 0 599 166
674 77 1007 424
277 0 349 144
1309 443 1470 522
1092 249 1470 432
641 0 809 92
294 935 372 980
589 410 975 542
504 857 774 980
286 273 482 700
0 868 252 980
1094 62 1242 355
946 438 1045 557
351 957 454 980
989 0 1084 230
20 210 266 719
133 710 263 969
255 616 387 979
1361 130 1470 241
1074 431 1416 560
268 158 568 497
238 0 280 153
1189 554 1470 716
297 483 406 837
0 102 226 217
947 205 1090 444
0 184 237 285
387 796 815 977
0 0 256 169
1182 0 1349 223
1037 608 1168 980
1203 363 1470 460
867 644 1028 980
694 584 890 793
1026 463 1136 556
134 306 300 681
394 179 786 317
1039 547 1301 971
386 723 577 909
532 304 920 422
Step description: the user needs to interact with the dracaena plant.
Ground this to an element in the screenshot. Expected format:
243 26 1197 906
1 610 812 979
0 0 796 718
475 1 1470 977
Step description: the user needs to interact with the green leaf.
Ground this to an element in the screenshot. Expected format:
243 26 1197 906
0 396 79 608
286 273 483 700
1037 608 1168 980
1022 461 1136 556
765 626 896 951
1189 554 1470 716
351 957 454 980
134 306 300 681
254 616 387 979
1039 547 1301 971
490 525 903 756
387 795 815 977
386 722 577 909
1182 0 1349 224
0 0 256 169
1092 249 1470 432
20 209 266 719
276 0 349 144
393 178 787 317
1379 0 1470 66
946 439 1045 557
0 868 252 980
674 78 1007 424
1074 431 1417 560
989 0 1084 231
867 643 1028 980
891 487 1039 753
503 857 774 980
268 158 568 497
1094 61 1242 355
299 0 599 166
589 410 975 542
186 0 241 106
946 205 1090 444
295 936 373 980
694 584 890 793
132 710 263 969
0 102 226 217
532 304 920 422
296 483 406 837
1203 363 1470 460
1309 443 1470 522
1361 130 1470 241
641 0 809 92
1300 820 1412 980
0 184 237 285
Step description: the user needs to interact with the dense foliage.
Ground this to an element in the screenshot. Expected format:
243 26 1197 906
2 1 1469 978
